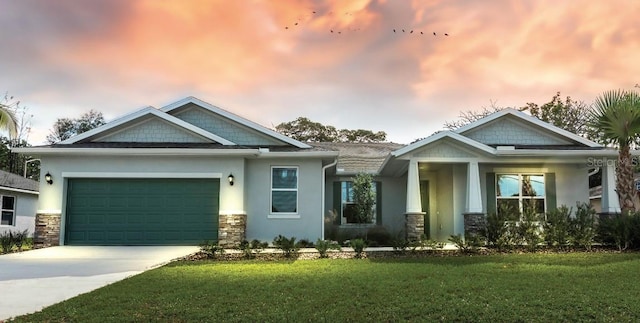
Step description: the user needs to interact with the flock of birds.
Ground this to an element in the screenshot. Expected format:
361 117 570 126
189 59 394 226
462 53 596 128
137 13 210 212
283 10 450 37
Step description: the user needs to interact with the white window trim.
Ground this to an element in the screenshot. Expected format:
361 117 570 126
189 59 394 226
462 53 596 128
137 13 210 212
269 166 299 219
496 173 546 219
0 195 16 227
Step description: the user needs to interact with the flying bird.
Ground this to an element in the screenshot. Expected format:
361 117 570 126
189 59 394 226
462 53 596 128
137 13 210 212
402 29 405 32
410 30 413 33
433 32 436 36
444 33 449 36
420 31 423 34
393 29 396 33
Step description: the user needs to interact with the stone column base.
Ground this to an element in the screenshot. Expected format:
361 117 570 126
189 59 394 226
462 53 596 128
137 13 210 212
34 212 62 249
463 212 486 237
405 212 426 241
218 213 247 247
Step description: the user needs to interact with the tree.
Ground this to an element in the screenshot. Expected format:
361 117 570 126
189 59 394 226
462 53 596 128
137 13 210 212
352 173 376 224
0 94 19 139
46 110 106 144
590 89 640 215
275 117 387 142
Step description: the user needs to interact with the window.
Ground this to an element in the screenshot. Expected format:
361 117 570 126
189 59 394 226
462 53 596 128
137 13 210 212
340 181 377 224
0 195 16 226
271 167 298 214
496 174 545 221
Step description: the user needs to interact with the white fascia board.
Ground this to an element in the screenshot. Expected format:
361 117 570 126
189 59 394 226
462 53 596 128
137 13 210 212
12 147 261 156
454 108 601 148
0 186 39 195
495 149 618 157
392 131 496 157
257 151 340 158
161 96 311 149
60 107 237 145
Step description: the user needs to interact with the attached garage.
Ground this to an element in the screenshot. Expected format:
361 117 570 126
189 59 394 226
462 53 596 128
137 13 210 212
65 178 219 245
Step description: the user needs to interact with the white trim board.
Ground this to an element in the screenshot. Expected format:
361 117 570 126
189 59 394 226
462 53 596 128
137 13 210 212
62 172 223 179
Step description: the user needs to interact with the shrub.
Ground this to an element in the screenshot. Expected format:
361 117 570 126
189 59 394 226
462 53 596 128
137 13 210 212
315 239 341 258
420 234 446 249
238 240 255 259
352 173 375 223
448 234 482 253
366 225 391 246
569 203 596 250
597 214 633 251
199 240 225 259
391 237 410 253
12 229 29 252
349 238 367 258
273 235 300 258
516 207 543 251
0 231 14 254
544 205 571 249
251 239 268 250
297 239 314 248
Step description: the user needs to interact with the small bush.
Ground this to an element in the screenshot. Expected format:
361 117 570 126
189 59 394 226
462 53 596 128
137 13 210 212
544 205 571 249
516 208 543 251
199 240 225 259
349 238 367 258
297 239 314 248
569 203 596 250
273 235 300 258
238 240 255 259
449 234 482 253
251 239 268 250
315 239 341 258
391 237 410 253
12 229 29 252
598 214 633 251
1 231 14 254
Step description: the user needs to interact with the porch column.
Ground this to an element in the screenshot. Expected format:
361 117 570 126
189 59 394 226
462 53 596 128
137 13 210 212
601 163 621 214
464 161 485 237
405 160 425 240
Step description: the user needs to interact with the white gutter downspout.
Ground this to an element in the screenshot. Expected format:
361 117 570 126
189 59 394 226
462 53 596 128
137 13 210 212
321 159 338 240
588 167 600 177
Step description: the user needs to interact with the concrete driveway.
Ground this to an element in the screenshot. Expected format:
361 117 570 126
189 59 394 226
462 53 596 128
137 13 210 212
0 246 199 320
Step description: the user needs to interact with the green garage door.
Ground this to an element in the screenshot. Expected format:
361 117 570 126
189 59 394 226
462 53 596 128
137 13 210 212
65 178 219 245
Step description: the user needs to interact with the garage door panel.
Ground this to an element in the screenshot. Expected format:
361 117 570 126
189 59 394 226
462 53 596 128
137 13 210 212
66 178 219 245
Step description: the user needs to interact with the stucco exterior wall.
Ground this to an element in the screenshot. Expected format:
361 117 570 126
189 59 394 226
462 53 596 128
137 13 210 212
245 158 323 242
0 190 38 236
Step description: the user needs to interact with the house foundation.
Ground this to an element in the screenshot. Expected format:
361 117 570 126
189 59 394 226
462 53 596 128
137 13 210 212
218 213 246 247
34 212 61 249
405 212 425 241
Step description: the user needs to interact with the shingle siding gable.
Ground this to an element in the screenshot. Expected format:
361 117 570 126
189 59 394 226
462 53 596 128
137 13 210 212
463 118 572 146
172 104 284 146
96 118 210 143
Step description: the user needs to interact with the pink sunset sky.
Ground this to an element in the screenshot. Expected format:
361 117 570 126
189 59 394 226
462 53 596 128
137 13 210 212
1 0 639 145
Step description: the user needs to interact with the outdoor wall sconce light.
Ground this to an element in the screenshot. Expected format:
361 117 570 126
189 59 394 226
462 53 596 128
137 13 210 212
45 172 53 185
228 174 234 186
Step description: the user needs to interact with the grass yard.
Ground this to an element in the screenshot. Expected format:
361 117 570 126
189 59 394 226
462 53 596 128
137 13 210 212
14 253 640 322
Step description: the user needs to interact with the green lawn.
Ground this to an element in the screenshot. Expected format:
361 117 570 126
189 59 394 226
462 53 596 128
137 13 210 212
15 253 640 322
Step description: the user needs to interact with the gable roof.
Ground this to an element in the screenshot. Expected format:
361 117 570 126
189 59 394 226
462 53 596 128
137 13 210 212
0 170 39 193
392 131 496 158
161 97 310 149
60 107 236 145
454 108 601 148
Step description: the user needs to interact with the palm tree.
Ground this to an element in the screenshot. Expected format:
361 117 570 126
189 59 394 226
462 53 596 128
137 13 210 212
591 90 640 215
0 103 17 139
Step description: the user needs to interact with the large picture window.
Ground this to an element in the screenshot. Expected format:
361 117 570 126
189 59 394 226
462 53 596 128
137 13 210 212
271 167 298 214
496 174 545 221
340 181 377 224
0 195 16 226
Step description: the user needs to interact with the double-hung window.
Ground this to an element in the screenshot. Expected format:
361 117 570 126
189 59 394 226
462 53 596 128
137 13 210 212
271 167 298 214
0 195 16 226
496 174 545 220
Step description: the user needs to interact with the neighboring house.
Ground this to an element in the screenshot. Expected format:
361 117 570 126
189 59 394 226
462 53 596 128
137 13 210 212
0 170 39 236
14 98 622 247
